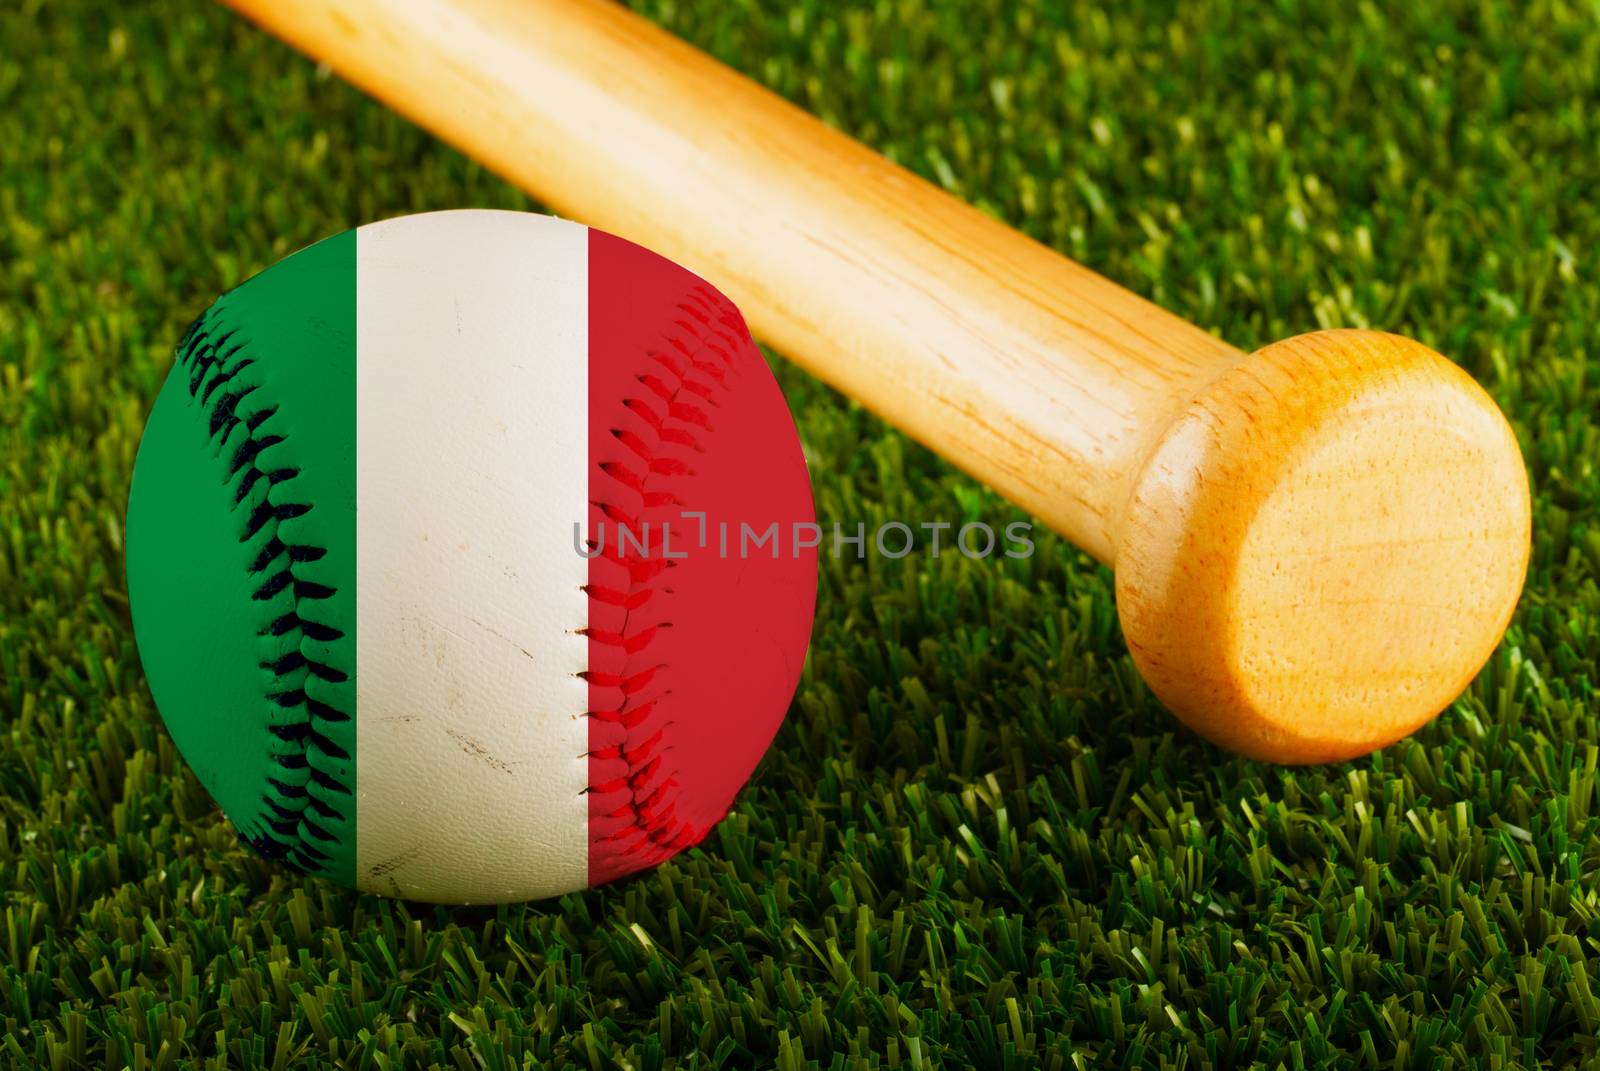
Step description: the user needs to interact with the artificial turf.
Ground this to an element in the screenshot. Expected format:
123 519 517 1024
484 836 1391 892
2 0 1598 1066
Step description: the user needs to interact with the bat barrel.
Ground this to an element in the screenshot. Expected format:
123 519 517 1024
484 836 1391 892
1115 329 1529 762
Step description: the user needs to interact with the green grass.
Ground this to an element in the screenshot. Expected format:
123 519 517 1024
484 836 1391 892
2 0 1599 1067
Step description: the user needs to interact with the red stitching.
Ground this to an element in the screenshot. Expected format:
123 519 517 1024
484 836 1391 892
586 283 743 865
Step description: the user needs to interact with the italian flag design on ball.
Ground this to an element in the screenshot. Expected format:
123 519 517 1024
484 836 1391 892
127 210 817 904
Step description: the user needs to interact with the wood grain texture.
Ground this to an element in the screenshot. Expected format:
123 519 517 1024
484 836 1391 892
218 0 1241 565
1116 331 1529 762
219 0 1531 762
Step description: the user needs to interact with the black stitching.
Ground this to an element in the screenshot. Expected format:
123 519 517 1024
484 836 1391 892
261 652 347 683
309 768 352 794
263 651 307 674
235 468 266 502
305 796 341 820
253 570 293 600
240 499 309 541
303 820 339 844
310 736 351 761
176 309 352 872
268 720 309 741
263 612 343 642
266 800 300 822
231 434 284 479
182 327 237 392
248 538 286 574
305 695 350 719
290 843 329 867
199 357 255 405
208 387 259 437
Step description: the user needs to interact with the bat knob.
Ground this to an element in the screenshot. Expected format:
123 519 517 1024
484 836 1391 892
1114 329 1530 763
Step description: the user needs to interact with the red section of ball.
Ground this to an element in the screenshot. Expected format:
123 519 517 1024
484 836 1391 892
585 229 817 887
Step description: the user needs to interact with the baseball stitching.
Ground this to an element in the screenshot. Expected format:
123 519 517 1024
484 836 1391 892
582 282 745 871
175 308 353 874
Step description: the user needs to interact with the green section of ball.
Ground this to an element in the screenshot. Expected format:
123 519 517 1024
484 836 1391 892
126 230 358 887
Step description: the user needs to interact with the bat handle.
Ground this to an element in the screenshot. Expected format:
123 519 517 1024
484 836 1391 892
221 0 1248 563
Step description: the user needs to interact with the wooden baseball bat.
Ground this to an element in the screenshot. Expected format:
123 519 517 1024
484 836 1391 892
219 0 1530 763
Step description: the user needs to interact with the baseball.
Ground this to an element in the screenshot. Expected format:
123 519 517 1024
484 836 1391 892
126 209 817 903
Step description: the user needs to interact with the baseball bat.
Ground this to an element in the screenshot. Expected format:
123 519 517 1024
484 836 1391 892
217 0 1531 763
